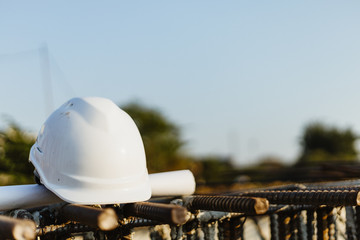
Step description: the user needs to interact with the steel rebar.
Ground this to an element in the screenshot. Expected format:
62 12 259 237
184 219 197 240
289 212 298 240
185 195 269 214
123 202 189 225
270 214 279 240
240 189 360 206
316 208 329 240
60 204 119 231
217 219 230 240
327 207 337 240
355 206 360 240
0 215 36 240
345 206 356 240
278 213 291 240
295 211 306 240
37 223 94 238
306 210 315 240
229 217 244 240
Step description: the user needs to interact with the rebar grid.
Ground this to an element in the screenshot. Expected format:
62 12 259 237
3 181 360 239
239 189 360 206
185 195 269 214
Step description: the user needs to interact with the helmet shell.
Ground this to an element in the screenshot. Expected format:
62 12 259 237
29 97 151 204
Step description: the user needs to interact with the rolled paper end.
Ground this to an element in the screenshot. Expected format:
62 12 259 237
149 170 196 197
0 170 196 211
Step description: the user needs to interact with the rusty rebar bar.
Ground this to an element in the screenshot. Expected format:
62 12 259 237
120 227 133 240
59 204 119 231
295 211 306 240
270 214 279 240
316 208 329 240
289 212 298 240
355 206 360 240
125 218 161 228
345 206 356 240
201 221 216 240
306 186 360 191
306 209 315 240
37 223 94 238
240 189 360 206
183 219 198 240
0 215 36 240
327 207 336 240
171 224 184 240
229 217 244 240
218 219 230 240
278 213 291 240
123 202 189 225
185 195 269 214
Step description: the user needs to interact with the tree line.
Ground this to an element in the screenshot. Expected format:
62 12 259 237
0 102 358 185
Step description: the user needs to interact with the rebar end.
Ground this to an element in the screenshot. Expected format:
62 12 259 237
254 198 269 215
98 208 119 231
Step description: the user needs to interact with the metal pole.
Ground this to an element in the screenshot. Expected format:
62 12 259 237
123 202 189 225
278 213 291 240
306 210 315 240
60 204 119 231
270 214 279 240
185 195 269 214
241 189 360 206
0 215 36 240
345 206 356 240
229 217 244 240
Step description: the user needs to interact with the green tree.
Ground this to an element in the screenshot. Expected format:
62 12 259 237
121 102 193 173
199 156 233 183
0 122 35 184
297 122 358 165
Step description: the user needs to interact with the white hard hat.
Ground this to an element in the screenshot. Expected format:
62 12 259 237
29 97 151 204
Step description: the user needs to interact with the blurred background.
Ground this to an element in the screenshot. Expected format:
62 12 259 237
0 1 360 188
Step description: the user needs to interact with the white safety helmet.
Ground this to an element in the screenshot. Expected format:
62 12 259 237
29 97 151 204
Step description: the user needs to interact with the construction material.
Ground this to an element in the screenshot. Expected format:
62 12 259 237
149 170 196 196
0 184 61 211
0 215 36 240
0 170 196 211
185 195 269 215
123 202 189 225
59 204 118 231
240 189 360 206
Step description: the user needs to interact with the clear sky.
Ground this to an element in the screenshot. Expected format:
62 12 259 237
0 1 359 166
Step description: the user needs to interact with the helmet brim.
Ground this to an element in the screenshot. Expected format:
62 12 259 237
30 145 152 205
44 181 152 205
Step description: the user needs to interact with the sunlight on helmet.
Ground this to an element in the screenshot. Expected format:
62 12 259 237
29 97 151 204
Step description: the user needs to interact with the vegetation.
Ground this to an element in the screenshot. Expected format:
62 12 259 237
1 104 359 186
121 102 187 173
297 122 358 165
121 102 234 182
0 122 35 185
198 156 233 183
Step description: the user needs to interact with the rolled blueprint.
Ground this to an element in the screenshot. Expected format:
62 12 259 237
149 170 196 197
0 184 61 211
0 170 196 211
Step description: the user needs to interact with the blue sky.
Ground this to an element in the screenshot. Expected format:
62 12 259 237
0 1 359 165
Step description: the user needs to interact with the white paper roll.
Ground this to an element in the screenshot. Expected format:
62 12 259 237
149 170 196 197
0 184 61 211
0 170 196 211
